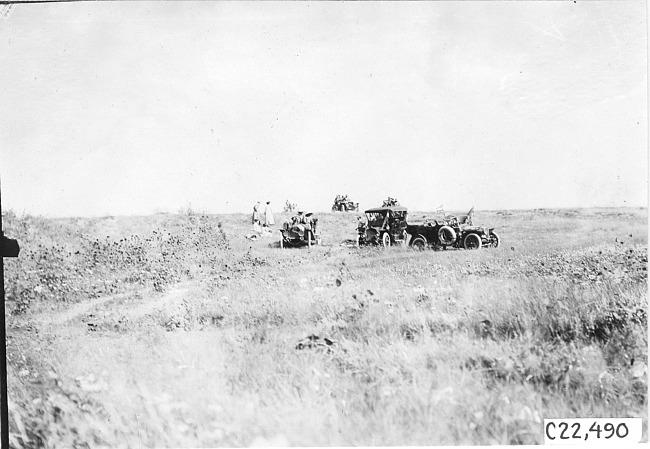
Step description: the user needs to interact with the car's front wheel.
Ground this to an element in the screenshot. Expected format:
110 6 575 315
381 233 391 248
491 232 500 248
463 233 482 250
411 236 426 251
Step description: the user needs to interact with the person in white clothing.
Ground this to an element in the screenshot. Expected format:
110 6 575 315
264 201 275 227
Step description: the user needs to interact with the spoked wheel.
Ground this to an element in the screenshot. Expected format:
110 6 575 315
411 237 426 251
463 233 482 250
491 232 500 248
381 233 391 248
280 237 284 248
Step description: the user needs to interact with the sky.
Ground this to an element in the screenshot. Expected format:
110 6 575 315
0 1 647 217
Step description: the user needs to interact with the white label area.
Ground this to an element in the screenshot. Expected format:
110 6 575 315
544 418 643 445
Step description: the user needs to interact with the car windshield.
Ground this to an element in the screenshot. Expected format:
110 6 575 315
365 212 386 227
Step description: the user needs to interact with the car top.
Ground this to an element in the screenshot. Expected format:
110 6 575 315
364 206 408 214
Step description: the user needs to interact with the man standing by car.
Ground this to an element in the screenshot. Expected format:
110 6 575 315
264 201 275 227
356 215 366 232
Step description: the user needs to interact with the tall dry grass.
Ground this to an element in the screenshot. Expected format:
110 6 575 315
2 207 647 447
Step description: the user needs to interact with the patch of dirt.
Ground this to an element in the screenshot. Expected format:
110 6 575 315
39 290 139 327
35 282 195 329
118 282 193 323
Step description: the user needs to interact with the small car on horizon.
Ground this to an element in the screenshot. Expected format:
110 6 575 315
331 194 359 212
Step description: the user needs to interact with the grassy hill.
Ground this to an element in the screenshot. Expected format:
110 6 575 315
2 207 647 446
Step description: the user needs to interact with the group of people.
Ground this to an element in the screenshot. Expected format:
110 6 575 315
288 210 313 227
382 196 399 207
250 200 317 239
252 201 274 234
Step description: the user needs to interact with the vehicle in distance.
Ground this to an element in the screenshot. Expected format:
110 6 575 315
332 194 359 212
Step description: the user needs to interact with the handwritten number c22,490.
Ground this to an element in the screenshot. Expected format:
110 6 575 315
545 421 629 441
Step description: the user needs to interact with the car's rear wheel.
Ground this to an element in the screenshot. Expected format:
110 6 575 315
463 233 482 250
381 233 391 248
411 236 426 250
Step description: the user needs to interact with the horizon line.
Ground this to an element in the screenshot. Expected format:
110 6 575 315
2 204 647 221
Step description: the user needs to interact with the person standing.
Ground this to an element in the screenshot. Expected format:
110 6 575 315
264 201 275 227
252 201 261 233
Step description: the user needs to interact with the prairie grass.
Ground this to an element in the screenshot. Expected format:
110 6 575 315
2 207 647 447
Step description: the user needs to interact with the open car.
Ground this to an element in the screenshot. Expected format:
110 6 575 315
280 213 321 248
407 208 499 250
332 194 359 212
357 206 408 247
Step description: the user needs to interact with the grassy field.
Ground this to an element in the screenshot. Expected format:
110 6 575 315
2 207 647 447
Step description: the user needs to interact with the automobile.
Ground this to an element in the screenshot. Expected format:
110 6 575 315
382 196 400 207
407 209 499 250
332 195 359 212
357 206 409 247
283 199 298 213
280 212 321 248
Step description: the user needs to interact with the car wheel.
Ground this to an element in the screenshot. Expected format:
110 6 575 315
280 237 284 248
463 233 482 250
491 232 500 248
381 233 391 248
411 236 426 250
438 225 457 245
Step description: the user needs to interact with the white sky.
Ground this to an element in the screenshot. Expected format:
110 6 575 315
0 1 647 217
